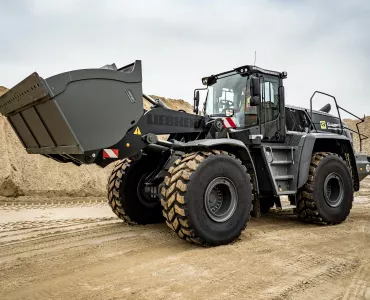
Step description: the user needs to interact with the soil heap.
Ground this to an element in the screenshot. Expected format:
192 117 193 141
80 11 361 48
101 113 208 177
343 117 370 154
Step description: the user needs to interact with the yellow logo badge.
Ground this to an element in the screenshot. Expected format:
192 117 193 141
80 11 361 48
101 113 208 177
320 121 327 129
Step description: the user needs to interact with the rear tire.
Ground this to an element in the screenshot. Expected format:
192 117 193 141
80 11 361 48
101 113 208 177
295 152 353 224
107 157 163 225
160 150 253 246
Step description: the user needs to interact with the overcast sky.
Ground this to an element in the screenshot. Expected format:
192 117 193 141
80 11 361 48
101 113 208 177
1 0 369 119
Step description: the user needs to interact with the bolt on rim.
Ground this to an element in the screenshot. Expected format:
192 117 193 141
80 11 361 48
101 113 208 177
323 172 344 208
204 177 238 222
137 173 160 208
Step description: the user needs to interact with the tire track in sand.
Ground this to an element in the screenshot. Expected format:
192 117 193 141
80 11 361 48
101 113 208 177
342 264 370 300
0 216 117 232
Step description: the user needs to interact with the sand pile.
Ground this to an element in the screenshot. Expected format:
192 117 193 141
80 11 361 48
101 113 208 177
143 95 194 113
0 86 113 197
344 117 370 155
0 87 194 198
0 86 7 94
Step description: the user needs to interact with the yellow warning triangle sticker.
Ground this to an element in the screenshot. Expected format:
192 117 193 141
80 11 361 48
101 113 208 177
133 127 141 135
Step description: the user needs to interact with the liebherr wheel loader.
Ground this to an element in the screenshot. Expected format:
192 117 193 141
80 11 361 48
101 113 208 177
1 60 369 246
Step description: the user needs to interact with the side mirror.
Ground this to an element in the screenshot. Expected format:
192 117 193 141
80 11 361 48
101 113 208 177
193 90 200 114
250 96 260 106
251 77 261 97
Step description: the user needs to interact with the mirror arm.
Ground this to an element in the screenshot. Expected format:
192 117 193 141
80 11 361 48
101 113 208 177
194 96 199 114
193 87 208 115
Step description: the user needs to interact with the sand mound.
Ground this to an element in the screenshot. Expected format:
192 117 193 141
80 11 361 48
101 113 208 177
0 86 7 95
0 113 112 197
344 117 370 155
0 87 194 197
143 95 194 113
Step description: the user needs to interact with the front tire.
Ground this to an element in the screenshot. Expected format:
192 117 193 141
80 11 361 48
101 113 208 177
160 150 253 246
295 152 353 224
107 157 163 225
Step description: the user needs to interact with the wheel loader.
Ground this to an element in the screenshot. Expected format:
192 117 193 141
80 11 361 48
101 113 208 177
1 60 369 246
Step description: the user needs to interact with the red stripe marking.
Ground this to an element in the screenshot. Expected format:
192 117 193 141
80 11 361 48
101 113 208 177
223 119 230 128
103 149 119 158
111 149 119 157
226 117 236 128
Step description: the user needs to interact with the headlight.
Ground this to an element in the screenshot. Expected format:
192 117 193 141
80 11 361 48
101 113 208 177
225 109 234 117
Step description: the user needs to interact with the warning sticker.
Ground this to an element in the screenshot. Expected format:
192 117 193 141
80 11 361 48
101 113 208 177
133 127 141 135
320 121 327 129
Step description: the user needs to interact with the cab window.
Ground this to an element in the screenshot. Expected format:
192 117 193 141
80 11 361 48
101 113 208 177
243 81 258 127
261 76 279 122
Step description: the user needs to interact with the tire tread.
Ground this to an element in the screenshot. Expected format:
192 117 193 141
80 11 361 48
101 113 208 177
107 159 137 225
160 150 252 246
296 152 353 225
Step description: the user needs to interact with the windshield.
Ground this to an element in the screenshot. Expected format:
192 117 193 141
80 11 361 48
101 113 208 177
205 74 248 117
204 74 258 127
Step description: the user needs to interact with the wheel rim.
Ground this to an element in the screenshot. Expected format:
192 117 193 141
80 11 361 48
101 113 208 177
137 173 160 208
204 177 238 222
323 172 344 208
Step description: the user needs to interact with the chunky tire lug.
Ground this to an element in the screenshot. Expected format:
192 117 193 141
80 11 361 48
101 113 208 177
246 162 260 218
160 150 253 246
107 157 163 225
296 152 353 225
107 159 136 224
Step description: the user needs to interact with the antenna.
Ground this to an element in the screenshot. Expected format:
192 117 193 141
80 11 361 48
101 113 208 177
254 51 257 66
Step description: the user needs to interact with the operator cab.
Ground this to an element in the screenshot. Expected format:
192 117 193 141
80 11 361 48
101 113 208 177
195 65 287 144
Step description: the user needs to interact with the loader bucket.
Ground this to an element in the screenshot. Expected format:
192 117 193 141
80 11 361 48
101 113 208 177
0 61 144 163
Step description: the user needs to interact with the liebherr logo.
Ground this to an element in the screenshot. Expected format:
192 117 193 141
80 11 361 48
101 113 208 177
147 114 199 128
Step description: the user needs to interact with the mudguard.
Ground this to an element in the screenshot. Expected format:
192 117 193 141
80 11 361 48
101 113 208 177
297 133 360 191
173 138 259 193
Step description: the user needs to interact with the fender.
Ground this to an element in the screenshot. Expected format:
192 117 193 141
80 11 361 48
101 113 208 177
297 133 359 191
173 138 259 194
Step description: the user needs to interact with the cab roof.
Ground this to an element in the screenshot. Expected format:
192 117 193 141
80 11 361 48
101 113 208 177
202 65 287 86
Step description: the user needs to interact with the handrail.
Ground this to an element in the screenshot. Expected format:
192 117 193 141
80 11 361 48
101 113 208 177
309 90 368 152
310 91 343 135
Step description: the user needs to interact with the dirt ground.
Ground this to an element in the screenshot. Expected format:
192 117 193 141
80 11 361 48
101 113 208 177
0 181 369 300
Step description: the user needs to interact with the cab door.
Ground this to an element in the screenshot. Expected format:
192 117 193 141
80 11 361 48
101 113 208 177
259 75 284 142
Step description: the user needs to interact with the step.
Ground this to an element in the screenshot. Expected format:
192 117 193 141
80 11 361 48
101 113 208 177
270 160 293 165
265 145 298 150
274 175 294 181
277 190 296 195
270 205 296 215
